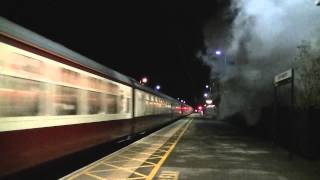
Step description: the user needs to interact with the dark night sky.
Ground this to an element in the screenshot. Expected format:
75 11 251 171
1 1 231 107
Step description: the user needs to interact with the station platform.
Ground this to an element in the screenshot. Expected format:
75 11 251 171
61 114 320 180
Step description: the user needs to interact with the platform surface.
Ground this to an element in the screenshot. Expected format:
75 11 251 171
61 114 320 180
155 115 320 180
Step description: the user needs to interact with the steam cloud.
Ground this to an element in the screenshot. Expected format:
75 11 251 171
200 0 320 125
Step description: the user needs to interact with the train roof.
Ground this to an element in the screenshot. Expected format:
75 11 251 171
0 17 181 104
0 17 133 85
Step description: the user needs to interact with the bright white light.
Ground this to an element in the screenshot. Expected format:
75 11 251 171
142 77 148 83
205 85 209 88
206 99 213 104
204 93 208 97
155 85 161 90
215 50 222 55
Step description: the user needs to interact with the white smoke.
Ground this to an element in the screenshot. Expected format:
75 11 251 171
201 0 320 125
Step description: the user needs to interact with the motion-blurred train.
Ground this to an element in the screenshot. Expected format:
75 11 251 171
0 17 192 177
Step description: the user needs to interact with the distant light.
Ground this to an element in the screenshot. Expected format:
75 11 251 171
205 85 209 88
180 100 184 103
204 93 208 98
206 99 213 104
215 50 222 55
177 98 180 100
198 106 203 110
142 77 148 84
155 85 161 90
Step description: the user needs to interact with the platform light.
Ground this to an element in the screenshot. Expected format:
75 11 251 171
206 99 213 104
141 77 148 84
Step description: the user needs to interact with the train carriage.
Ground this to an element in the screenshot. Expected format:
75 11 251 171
0 17 192 177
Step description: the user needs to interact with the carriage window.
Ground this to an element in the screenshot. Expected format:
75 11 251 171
0 75 41 117
55 86 78 115
126 98 131 113
106 94 117 114
61 68 80 85
88 91 102 114
88 77 101 90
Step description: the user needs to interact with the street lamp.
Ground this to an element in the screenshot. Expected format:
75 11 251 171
140 77 148 84
205 85 209 89
155 85 161 90
204 93 208 98
215 50 227 65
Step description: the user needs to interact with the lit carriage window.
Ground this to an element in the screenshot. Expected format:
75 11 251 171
88 77 102 90
8 53 44 75
106 94 117 114
126 98 130 113
0 75 42 117
61 68 80 85
55 86 78 115
117 95 125 113
88 91 102 114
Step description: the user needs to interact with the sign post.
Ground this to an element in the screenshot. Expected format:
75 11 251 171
273 68 295 160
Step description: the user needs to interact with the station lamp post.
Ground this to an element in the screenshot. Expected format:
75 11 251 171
155 85 161 91
215 50 227 65
140 77 148 85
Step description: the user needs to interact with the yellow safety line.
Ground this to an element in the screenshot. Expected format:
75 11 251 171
117 155 157 165
146 156 163 160
125 149 164 158
127 177 147 180
88 164 155 173
102 162 147 178
125 149 155 156
84 172 106 180
141 147 168 152
146 119 192 180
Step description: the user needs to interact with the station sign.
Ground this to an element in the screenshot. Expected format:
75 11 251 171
274 69 293 86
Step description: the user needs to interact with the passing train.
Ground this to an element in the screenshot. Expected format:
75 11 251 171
0 17 192 177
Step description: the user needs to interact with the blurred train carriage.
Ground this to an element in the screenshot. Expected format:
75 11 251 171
0 17 192 177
